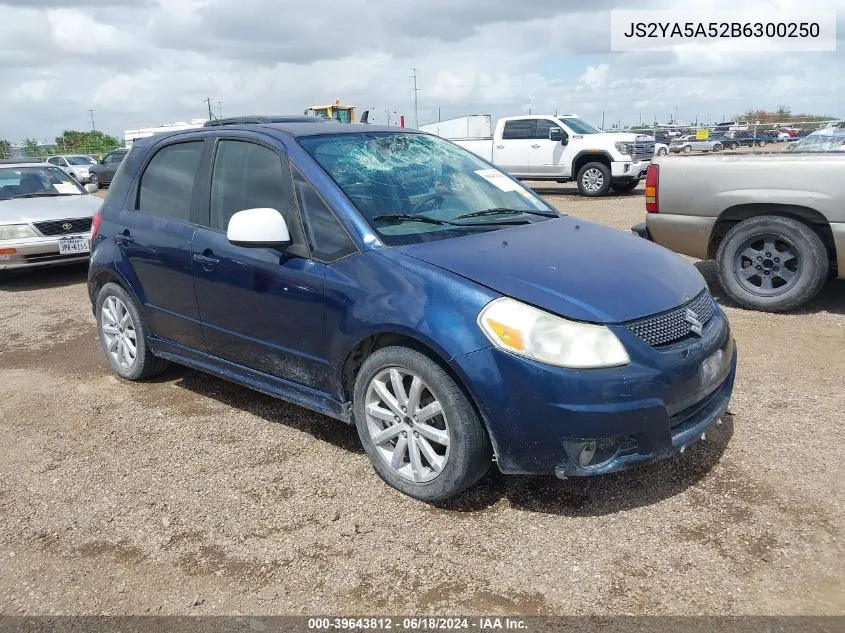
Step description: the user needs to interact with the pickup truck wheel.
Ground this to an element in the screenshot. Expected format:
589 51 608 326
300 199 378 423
610 179 639 193
716 216 828 312
353 346 492 502
576 162 611 197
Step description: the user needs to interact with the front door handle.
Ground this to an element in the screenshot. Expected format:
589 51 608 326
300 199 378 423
193 252 220 268
531 144 541 149
496 145 505 149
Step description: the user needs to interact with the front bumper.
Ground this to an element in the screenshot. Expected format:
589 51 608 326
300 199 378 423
0 235 90 270
450 308 736 476
611 159 650 180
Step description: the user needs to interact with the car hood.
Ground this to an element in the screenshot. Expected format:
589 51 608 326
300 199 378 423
394 217 706 323
0 194 101 223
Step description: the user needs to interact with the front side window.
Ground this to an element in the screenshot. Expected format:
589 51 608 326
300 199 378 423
291 166 356 262
208 140 302 244
0 165 84 200
298 132 557 247
534 119 562 140
558 118 601 134
137 141 204 222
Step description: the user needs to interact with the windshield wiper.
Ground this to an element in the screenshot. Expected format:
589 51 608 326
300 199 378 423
453 207 558 220
10 192 73 199
372 214 455 226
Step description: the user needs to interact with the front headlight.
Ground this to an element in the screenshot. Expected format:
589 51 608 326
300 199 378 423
0 224 38 241
615 141 633 156
478 297 630 369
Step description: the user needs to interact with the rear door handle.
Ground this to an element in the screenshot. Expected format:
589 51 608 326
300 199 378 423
193 253 220 268
115 231 134 245
496 145 505 149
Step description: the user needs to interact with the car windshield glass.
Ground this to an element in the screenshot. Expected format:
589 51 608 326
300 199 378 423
783 124 845 153
298 132 557 246
67 156 96 165
0 166 84 200
558 118 601 134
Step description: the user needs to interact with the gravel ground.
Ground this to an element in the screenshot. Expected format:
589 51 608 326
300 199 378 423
0 185 843 616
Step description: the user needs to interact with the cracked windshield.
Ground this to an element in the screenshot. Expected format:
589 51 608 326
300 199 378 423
299 132 558 245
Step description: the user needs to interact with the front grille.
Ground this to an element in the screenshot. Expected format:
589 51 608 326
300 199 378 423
33 218 92 236
626 289 716 347
633 140 655 161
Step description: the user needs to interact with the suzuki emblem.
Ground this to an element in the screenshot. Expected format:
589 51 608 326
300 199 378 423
62 222 73 231
685 308 703 336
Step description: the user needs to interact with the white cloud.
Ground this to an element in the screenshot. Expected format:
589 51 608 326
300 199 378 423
0 0 842 141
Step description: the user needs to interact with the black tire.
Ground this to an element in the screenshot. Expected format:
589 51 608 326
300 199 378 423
611 179 640 193
656 147 668 156
576 161 612 197
353 346 492 502
716 215 828 312
95 282 168 380
712 143 723 152
682 145 692 153
88 173 99 187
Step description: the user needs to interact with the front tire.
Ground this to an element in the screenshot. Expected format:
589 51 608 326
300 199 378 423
96 282 168 379
656 147 668 156
712 143 723 152
353 346 492 502
682 145 692 153
576 162 612 197
716 216 829 312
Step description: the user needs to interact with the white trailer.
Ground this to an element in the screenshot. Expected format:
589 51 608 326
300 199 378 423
419 115 492 140
123 118 208 147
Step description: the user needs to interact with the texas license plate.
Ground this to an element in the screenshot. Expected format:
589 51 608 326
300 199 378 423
58 235 89 255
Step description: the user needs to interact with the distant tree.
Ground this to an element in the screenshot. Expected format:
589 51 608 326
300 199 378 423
22 138 40 157
55 130 121 155
0 139 10 158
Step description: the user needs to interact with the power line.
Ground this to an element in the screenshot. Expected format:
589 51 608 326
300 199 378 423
410 68 420 129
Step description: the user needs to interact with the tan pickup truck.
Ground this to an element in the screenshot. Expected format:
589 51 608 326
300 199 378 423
632 123 845 311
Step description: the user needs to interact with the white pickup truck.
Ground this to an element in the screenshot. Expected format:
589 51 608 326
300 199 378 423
420 114 654 197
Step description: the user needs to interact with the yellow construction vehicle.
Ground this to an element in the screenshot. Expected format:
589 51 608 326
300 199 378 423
304 99 356 123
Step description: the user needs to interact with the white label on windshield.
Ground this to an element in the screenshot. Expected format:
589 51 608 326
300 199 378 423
475 169 521 192
53 183 78 194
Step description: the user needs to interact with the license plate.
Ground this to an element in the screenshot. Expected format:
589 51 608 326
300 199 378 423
58 235 89 255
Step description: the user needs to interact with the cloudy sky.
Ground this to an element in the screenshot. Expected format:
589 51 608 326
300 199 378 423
1 0 843 143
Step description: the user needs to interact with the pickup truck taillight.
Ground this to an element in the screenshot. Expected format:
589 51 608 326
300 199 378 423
645 164 659 213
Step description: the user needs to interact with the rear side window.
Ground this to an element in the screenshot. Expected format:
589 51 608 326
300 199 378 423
502 120 534 140
292 166 356 262
208 140 301 243
137 141 204 223
103 148 136 207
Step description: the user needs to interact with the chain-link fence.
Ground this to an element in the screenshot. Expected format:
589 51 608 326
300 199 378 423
9 142 124 161
626 118 841 155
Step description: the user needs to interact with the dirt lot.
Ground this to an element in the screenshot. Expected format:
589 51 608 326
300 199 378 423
1 185 843 616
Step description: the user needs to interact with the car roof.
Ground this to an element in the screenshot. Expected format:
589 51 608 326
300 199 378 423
203 115 325 127
0 158 49 166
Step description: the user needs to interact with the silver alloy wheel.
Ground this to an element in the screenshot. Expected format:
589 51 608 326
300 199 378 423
581 168 604 193
364 367 450 483
101 295 138 369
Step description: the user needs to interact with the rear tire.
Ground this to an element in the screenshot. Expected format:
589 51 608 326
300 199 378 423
716 216 828 312
353 346 492 502
576 162 612 197
611 179 640 193
682 145 692 153
96 282 168 380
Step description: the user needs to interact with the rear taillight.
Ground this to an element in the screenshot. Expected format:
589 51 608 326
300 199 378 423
645 164 659 213
89 207 103 245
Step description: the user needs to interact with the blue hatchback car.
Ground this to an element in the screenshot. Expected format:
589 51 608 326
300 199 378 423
88 122 737 502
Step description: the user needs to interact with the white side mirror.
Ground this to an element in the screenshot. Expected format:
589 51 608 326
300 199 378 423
84 183 99 193
227 207 291 248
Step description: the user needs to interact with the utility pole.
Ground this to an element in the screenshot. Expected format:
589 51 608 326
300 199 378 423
438 107 441 122
217 101 223 118
205 97 215 120
89 109 96 131
601 110 605 129
410 67 420 129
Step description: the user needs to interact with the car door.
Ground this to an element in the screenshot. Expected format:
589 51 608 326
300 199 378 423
529 118 572 177
494 120 535 176
191 135 347 392
114 138 208 350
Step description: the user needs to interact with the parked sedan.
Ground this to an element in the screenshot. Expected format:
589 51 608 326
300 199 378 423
669 135 725 153
0 162 101 271
88 148 129 188
46 154 98 184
